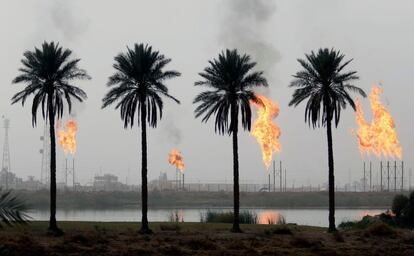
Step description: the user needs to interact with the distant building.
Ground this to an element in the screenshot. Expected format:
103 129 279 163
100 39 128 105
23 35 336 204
93 173 127 191
17 176 42 191
149 172 176 191
0 169 23 189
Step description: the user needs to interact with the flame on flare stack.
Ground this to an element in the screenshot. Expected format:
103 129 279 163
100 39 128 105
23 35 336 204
57 120 78 155
354 85 402 159
251 94 282 168
168 149 184 172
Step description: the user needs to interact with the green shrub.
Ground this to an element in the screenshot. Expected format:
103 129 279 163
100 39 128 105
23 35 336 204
392 194 409 217
338 215 377 230
200 210 258 224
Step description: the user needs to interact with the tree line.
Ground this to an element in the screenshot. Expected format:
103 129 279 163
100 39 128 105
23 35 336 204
4 41 366 235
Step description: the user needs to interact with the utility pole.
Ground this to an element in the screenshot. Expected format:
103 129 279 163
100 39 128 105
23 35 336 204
1 117 11 190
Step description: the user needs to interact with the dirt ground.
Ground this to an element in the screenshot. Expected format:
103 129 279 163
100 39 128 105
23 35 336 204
1 222 414 256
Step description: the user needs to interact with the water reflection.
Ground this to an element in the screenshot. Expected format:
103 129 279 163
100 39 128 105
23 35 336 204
168 210 184 222
29 208 385 227
357 210 383 218
258 211 283 224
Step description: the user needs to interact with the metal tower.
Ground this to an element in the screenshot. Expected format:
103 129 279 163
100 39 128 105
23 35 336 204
1 117 11 189
40 120 50 185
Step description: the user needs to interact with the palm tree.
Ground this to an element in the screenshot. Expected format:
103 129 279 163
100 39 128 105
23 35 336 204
289 48 366 232
193 49 267 232
102 43 180 234
11 41 90 235
0 189 29 228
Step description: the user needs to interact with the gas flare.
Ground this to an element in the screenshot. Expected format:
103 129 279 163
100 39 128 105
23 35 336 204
57 120 78 155
168 149 184 172
251 94 281 168
354 85 402 159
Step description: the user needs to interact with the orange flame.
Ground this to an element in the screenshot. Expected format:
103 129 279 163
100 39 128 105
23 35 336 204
355 85 402 159
168 149 184 172
57 120 78 155
251 94 282 168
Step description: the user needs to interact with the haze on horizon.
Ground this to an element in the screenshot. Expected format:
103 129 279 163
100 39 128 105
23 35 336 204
0 0 413 187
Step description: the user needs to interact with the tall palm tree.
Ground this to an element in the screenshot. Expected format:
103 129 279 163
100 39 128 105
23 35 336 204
102 43 180 234
11 41 90 235
193 49 267 232
289 48 366 231
0 189 29 228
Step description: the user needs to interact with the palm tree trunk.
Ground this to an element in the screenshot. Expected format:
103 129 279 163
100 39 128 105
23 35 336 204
139 101 152 234
47 95 60 234
231 102 241 233
326 118 336 232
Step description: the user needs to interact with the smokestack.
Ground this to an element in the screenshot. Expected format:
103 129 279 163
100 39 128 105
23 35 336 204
73 158 75 191
176 169 178 191
380 161 383 191
268 173 271 192
272 160 276 192
401 161 404 191
279 161 282 192
394 161 397 192
369 162 372 191
182 173 185 190
65 158 68 187
387 161 390 191
363 162 366 192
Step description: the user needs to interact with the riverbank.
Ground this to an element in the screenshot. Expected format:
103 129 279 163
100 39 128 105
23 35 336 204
1 222 413 255
15 190 404 209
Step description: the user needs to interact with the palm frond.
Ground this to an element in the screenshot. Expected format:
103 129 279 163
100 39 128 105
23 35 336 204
11 41 90 126
193 49 268 135
0 189 30 228
289 48 365 128
102 43 180 128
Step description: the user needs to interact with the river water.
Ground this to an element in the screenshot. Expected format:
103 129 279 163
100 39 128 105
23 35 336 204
29 208 385 227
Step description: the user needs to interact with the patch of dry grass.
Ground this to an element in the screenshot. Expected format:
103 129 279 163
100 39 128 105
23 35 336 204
0 221 413 255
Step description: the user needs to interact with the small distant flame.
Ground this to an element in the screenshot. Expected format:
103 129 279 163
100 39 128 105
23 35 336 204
251 94 282 168
57 120 78 155
354 85 402 159
168 149 184 172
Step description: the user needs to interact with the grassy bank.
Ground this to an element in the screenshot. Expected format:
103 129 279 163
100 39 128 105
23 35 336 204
1 221 414 255
14 190 403 209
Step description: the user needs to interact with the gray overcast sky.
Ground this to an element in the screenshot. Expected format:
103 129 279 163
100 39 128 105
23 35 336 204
0 0 413 186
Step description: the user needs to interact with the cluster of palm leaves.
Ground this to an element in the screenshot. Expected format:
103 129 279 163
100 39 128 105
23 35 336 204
11 41 365 234
0 189 29 228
